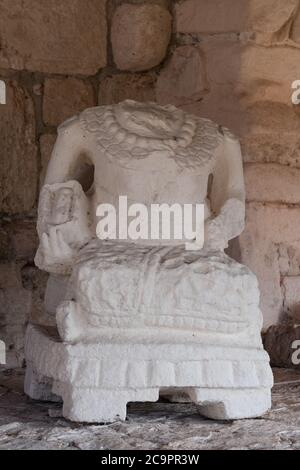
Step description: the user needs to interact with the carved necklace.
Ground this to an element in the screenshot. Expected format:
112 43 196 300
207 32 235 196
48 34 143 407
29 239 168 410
80 104 222 170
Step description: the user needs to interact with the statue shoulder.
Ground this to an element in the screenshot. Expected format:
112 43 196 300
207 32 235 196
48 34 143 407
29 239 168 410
188 115 238 144
79 106 110 135
218 125 240 143
57 106 109 140
57 114 83 136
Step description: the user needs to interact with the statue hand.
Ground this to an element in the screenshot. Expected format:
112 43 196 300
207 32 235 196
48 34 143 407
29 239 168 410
204 198 244 251
35 181 93 274
41 226 76 267
204 218 228 251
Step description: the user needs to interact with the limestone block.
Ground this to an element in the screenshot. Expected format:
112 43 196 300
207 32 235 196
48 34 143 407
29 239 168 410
0 281 31 366
43 78 95 127
0 0 107 75
244 163 300 204
2 325 25 368
0 263 22 289
111 4 172 71
239 203 300 327
223 42 300 105
182 86 247 138
241 133 300 167
243 204 300 248
0 223 13 260
156 46 207 106
291 7 300 42
21 266 55 327
182 42 300 135
40 135 57 189
0 288 31 325
278 244 300 277
99 74 156 105
176 0 298 44
0 80 38 214
244 103 300 135
10 220 38 261
282 277 300 323
0 259 38 366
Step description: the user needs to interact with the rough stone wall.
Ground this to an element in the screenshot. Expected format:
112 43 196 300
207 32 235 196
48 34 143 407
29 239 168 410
1 0 300 367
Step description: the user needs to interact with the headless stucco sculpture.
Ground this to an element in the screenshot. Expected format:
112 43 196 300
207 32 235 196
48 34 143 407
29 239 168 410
25 100 273 422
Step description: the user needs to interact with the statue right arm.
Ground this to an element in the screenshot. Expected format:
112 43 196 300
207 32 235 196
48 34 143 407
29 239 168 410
45 116 89 184
35 117 93 274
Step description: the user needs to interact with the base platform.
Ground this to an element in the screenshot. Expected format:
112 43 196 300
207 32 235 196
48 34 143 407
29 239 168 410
24 324 273 423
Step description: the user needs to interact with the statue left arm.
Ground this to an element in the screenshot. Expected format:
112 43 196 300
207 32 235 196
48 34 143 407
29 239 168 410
205 128 246 250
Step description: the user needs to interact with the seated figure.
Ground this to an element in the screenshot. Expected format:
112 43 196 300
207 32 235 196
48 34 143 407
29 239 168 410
25 100 273 423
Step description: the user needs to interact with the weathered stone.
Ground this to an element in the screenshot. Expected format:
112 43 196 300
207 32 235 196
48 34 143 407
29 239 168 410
0 80 38 214
182 41 300 136
0 219 37 262
156 46 207 106
0 0 107 75
0 264 51 368
0 263 21 289
43 78 95 127
263 323 300 368
219 42 300 107
0 224 13 260
0 289 31 325
239 203 300 327
21 266 54 327
10 220 38 261
282 277 300 323
238 44 300 106
278 244 300 277
245 163 300 204
99 74 156 105
1 326 26 368
245 103 300 134
0 277 32 367
111 4 172 71
182 85 246 137
39 135 57 188
0 295 29 365
291 7 300 42
176 0 298 44
241 133 300 167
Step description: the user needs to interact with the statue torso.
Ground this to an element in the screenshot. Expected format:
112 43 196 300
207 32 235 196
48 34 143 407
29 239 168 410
79 101 224 220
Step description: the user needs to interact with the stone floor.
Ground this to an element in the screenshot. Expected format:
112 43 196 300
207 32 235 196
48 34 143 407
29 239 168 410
0 367 300 450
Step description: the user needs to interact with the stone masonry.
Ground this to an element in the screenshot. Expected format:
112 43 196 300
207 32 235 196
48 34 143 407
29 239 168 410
1 0 300 367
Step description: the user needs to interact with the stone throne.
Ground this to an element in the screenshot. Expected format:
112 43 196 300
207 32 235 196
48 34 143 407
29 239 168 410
25 100 273 423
